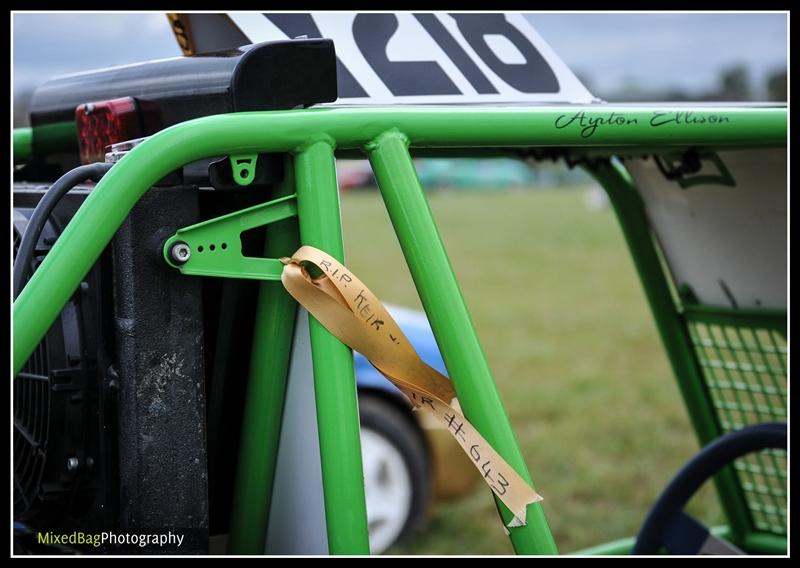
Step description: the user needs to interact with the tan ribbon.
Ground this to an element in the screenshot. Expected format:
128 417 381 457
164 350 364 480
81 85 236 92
280 245 542 527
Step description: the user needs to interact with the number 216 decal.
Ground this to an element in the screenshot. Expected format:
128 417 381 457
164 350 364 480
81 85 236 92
227 12 594 105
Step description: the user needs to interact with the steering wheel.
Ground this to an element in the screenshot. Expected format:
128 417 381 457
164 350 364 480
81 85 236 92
633 422 786 555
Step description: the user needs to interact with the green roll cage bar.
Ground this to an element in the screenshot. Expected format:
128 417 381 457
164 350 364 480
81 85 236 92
12 105 787 555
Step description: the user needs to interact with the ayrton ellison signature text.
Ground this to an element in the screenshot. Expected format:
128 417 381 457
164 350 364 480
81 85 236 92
554 110 730 138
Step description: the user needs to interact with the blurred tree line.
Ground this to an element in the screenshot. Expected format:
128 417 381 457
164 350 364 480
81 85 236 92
576 65 787 103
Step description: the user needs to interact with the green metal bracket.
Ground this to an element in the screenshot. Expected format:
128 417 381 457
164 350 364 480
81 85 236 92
162 193 297 280
231 153 259 186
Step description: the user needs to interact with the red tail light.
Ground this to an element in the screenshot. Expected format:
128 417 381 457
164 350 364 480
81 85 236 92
75 98 160 164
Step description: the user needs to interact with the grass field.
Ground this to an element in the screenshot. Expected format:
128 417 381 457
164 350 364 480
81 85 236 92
339 185 724 555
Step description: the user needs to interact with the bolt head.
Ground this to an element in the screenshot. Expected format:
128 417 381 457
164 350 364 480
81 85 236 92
67 457 80 471
170 242 191 264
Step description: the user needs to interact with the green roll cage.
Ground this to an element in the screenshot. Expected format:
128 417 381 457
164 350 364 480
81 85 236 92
12 104 787 555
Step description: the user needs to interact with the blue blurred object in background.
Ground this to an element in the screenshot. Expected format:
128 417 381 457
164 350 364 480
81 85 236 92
355 304 448 396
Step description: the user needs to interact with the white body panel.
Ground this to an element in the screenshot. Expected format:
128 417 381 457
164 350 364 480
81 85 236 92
626 148 787 310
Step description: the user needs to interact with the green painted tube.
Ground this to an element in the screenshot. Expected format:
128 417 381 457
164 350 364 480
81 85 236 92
367 130 558 555
32 121 79 154
570 536 637 556
575 527 785 556
570 526 733 555
589 160 752 543
294 141 370 555
13 105 786 373
13 127 32 163
742 531 786 555
228 159 300 554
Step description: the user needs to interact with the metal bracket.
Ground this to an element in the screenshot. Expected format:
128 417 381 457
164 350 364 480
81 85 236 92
653 150 736 189
163 193 297 280
230 153 259 186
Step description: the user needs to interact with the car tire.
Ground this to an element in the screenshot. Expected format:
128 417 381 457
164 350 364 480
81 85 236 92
359 392 431 554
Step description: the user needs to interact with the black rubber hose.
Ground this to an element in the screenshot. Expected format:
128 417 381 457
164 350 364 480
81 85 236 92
633 422 786 555
13 162 114 299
